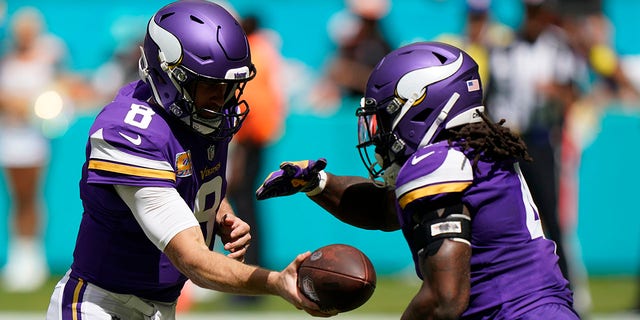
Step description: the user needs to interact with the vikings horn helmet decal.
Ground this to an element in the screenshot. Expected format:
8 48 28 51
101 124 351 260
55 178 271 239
356 42 484 185
391 52 464 131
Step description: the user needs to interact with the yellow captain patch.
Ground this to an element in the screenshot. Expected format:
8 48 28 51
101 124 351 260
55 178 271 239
398 181 471 209
175 151 193 178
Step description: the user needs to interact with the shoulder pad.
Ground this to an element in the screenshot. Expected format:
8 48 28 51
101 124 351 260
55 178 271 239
88 102 175 174
395 142 473 209
93 101 174 152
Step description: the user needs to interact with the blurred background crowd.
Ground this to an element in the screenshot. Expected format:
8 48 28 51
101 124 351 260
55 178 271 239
0 0 639 317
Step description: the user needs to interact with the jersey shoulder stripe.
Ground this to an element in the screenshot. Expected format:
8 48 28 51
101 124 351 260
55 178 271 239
396 144 473 209
88 160 176 181
89 128 175 181
398 181 470 209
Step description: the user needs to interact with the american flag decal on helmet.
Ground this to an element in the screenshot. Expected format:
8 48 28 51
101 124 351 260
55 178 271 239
467 79 480 92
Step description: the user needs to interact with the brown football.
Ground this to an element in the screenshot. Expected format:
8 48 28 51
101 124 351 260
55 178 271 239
297 244 376 313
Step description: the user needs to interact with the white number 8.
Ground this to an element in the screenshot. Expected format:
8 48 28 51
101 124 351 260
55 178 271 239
124 103 155 129
194 176 223 246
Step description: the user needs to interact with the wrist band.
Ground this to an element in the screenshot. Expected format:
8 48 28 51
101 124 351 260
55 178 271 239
305 170 327 197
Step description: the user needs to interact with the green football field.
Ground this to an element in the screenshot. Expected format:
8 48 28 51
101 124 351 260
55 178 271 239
2 275 637 317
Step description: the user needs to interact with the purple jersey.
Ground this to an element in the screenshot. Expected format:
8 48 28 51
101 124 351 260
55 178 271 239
70 81 229 302
395 141 574 319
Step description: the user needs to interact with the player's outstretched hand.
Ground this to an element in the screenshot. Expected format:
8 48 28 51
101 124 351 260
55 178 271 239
256 158 327 200
278 251 338 317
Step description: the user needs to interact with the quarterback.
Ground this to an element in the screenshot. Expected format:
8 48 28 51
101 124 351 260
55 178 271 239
46 1 330 319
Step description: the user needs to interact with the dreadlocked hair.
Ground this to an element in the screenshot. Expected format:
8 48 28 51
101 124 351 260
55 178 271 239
443 110 532 171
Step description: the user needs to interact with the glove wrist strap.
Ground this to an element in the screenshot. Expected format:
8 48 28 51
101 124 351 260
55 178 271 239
305 170 327 197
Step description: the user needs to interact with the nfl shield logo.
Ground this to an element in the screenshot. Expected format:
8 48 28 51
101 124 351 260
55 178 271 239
207 145 216 161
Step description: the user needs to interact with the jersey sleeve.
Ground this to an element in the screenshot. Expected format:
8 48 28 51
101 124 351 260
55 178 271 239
115 185 199 251
394 142 474 210
86 102 177 188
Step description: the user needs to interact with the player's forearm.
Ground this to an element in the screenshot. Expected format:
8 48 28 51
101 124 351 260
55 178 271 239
165 228 277 296
401 282 464 320
197 253 276 295
310 173 400 231
401 242 470 320
180 247 279 295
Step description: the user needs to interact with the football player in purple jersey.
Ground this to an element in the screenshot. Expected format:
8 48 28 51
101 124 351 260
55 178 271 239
46 1 332 319
257 42 580 319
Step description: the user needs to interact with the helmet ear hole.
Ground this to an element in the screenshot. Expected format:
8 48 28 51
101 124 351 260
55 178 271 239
413 108 433 122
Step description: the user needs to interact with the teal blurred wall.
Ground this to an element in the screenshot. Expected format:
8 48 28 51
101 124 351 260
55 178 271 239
0 0 638 276
577 106 640 275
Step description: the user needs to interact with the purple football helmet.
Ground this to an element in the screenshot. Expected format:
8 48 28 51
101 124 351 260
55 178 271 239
139 0 256 140
356 41 485 185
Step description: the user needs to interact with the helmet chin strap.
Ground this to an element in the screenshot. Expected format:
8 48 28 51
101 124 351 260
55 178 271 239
391 92 420 130
139 48 165 109
419 92 460 147
157 50 196 113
